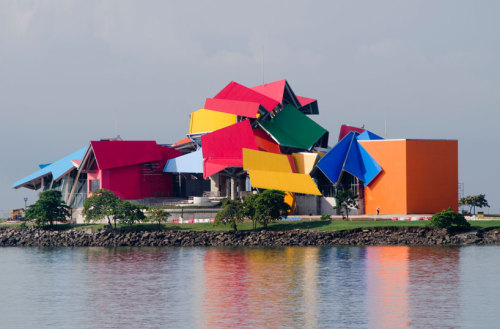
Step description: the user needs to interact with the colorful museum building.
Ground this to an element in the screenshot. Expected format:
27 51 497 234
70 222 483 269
13 79 458 215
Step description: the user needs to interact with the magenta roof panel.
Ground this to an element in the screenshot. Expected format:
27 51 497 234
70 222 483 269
338 124 366 142
297 95 316 107
90 141 180 170
203 158 242 178
250 79 287 103
204 98 262 118
214 81 279 112
201 120 259 177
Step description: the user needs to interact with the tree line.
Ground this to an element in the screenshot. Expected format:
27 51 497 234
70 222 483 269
215 190 290 231
25 189 171 228
24 188 291 230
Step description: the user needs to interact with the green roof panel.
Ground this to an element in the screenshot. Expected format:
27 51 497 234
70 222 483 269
259 105 327 150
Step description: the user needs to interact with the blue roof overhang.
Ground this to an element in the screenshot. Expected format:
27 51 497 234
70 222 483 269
12 146 87 190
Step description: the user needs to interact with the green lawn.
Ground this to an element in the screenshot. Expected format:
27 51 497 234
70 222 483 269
10 219 500 232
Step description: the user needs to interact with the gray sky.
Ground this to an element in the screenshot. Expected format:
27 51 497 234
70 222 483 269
1 0 499 216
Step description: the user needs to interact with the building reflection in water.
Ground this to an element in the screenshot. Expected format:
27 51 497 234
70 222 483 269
78 245 463 329
408 247 460 328
317 247 369 328
365 246 461 329
202 247 320 329
83 247 205 329
366 246 410 329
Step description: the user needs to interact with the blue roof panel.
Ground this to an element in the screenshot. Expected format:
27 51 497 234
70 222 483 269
344 140 365 182
316 132 354 184
12 146 87 189
357 130 384 141
358 143 382 185
164 148 204 174
315 131 382 187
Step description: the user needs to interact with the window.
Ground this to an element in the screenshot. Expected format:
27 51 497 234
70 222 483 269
90 179 100 192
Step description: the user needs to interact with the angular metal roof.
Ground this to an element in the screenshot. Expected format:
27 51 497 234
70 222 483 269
214 81 279 112
189 108 237 134
247 170 322 195
253 128 281 154
201 120 259 178
296 95 319 115
259 105 327 150
12 146 87 189
316 132 382 187
204 98 263 119
243 148 321 195
88 141 162 170
357 130 383 141
338 124 365 141
242 148 294 172
80 141 182 172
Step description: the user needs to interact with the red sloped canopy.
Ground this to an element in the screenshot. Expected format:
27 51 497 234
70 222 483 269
91 141 180 170
214 81 279 112
204 98 262 118
253 128 281 154
338 124 365 142
158 145 182 162
250 79 287 103
297 95 316 107
91 141 162 170
203 158 242 178
201 120 259 178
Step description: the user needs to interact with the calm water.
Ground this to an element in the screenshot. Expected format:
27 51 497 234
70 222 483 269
0 246 499 329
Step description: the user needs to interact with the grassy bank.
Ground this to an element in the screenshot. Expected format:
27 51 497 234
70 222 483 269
7 219 500 232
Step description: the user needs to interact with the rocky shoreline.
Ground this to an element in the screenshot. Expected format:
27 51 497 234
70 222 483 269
0 226 499 247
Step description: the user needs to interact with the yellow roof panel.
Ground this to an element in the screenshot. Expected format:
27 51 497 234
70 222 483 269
189 109 237 134
248 170 321 195
292 152 320 174
243 149 292 172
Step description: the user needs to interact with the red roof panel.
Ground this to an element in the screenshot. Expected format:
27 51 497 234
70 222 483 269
297 95 316 107
250 79 287 103
338 124 365 142
201 120 259 178
90 140 177 170
204 98 261 118
214 81 279 112
253 128 281 154
203 158 242 178
158 145 182 161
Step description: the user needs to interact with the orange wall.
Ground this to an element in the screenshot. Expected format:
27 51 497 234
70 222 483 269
406 140 458 213
360 140 408 215
360 139 458 214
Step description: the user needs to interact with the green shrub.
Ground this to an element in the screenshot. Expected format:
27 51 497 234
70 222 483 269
429 208 471 230
320 214 331 220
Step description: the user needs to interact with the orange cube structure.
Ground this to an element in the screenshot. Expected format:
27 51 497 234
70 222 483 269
359 140 458 215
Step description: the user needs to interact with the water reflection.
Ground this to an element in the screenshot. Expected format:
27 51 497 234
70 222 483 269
408 247 460 329
366 247 409 328
83 248 206 329
317 247 368 328
203 248 320 328
0 246 496 329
